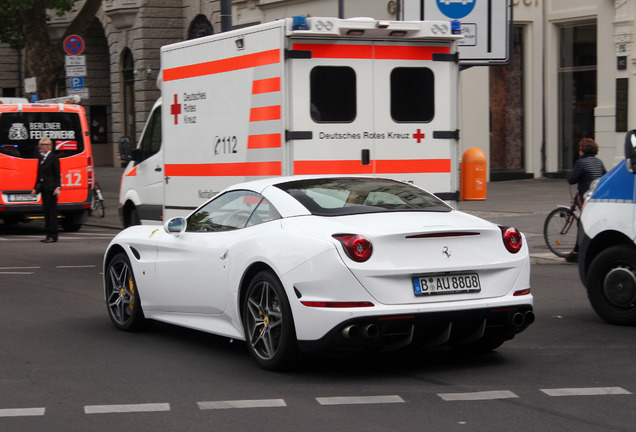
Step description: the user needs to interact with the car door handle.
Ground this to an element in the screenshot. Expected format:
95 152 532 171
155 166 162 172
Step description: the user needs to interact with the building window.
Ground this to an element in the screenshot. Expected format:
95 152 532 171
558 23 597 171
121 48 136 139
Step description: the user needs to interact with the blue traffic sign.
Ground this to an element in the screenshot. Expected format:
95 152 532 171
436 0 477 19
70 77 84 89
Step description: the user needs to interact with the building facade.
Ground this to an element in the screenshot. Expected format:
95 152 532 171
0 0 632 182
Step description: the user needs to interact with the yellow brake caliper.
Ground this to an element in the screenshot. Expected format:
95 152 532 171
127 277 135 310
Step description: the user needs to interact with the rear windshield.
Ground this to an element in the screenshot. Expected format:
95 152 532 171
0 111 85 159
276 177 452 216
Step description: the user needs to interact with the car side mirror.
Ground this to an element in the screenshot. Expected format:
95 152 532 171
118 136 133 167
624 129 636 173
164 217 187 234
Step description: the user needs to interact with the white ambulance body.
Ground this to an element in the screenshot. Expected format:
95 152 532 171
119 17 462 226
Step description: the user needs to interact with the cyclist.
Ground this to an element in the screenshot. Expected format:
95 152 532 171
565 138 606 262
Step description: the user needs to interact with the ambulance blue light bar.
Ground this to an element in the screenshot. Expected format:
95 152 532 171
287 17 463 41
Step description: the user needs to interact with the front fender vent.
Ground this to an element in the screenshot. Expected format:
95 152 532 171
129 246 141 260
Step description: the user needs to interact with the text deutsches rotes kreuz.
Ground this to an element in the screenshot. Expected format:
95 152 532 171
319 131 414 140
182 92 207 124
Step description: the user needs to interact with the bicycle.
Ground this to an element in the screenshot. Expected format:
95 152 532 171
89 182 105 218
543 190 581 258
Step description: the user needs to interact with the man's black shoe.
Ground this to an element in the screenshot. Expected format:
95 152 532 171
42 238 57 243
565 252 578 263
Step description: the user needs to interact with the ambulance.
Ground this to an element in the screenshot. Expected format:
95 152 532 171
119 16 462 226
0 96 93 231
578 129 636 326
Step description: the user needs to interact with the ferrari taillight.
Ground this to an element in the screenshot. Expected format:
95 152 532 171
500 227 522 254
333 234 373 262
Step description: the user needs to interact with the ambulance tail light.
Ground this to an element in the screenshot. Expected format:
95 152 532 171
87 156 94 188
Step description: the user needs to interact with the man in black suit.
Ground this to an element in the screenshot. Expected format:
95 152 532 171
31 138 61 243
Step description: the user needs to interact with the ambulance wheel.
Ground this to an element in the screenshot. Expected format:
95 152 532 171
586 245 636 326
128 207 141 227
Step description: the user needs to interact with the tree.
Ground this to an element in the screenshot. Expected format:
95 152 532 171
0 0 103 100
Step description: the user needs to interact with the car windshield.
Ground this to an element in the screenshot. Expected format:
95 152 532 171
276 177 452 216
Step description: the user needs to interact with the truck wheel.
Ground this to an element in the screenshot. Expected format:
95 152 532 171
586 245 636 326
62 220 82 232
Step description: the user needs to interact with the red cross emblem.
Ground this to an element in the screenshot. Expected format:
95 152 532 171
413 129 425 143
170 94 181 125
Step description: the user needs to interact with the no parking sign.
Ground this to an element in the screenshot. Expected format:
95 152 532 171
63 34 85 56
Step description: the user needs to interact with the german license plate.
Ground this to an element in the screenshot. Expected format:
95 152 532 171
412 273 481 296
8 194 37 203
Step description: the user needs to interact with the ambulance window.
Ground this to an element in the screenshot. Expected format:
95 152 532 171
310 66 356 123
139 108 161 161
391 67 434 122
0 112 84 159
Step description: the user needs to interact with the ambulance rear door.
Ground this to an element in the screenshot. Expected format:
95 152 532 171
286 38 459 200
372 40 458 200
286 39 375 177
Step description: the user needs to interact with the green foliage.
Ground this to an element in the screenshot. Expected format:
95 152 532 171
0 0 78 49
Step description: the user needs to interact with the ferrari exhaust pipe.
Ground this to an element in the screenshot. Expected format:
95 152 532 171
512 312 525 327
342 325 362 340
362 324 380 339
342 323 380 340
524 311 535 325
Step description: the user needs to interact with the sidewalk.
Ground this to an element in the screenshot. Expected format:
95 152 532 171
91 166 573 265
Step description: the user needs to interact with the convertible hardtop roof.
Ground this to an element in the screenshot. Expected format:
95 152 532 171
224 175 383 194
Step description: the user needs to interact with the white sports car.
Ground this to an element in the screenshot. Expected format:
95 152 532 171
104 176 533 370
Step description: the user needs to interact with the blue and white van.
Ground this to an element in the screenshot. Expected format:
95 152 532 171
579 130 636 325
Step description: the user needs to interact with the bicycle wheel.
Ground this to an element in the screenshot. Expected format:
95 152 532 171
89 189 96 215
95 197 105 218
543 207 579 257
94 185 105 218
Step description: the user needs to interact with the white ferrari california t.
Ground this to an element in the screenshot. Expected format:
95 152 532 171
104 176 533 370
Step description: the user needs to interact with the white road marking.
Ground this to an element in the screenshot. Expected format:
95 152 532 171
438 390 519 401
0 272 35 275
84 403 170 414
0 266 38 274
56 265 96 269
0 235 114 242
0 266 40 270
198 399 287 410
316 395 405 405
541 387 631 396
0 407 46 417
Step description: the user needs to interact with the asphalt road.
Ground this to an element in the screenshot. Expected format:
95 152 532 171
1 222 635 432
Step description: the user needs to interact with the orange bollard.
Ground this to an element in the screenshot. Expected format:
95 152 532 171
460 147 487 200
